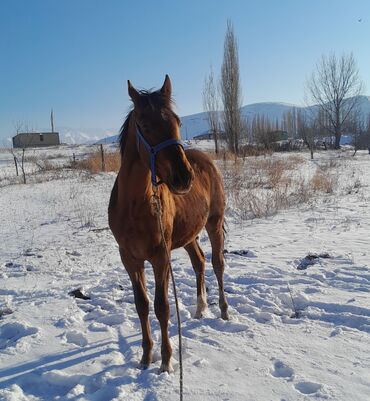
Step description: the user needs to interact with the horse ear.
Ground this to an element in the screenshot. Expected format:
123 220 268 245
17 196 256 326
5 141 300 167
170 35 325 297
128 80 140 104
160 74 172 98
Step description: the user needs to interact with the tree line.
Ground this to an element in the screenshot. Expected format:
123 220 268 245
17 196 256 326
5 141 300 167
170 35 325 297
203 21 369 157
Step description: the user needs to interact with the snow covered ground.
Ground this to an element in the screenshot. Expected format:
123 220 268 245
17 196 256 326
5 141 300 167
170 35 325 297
0 144 118 188
0 147 369 400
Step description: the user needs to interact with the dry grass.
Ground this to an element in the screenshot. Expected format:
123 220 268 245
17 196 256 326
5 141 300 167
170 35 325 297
318 159 339 171
248 155 305 171
35 159 58 171
310 170 334 193
222 154 339 219
208 147 274 161
240 145 273 157
207 149 239 162
74 150 121 173
0 148 121 187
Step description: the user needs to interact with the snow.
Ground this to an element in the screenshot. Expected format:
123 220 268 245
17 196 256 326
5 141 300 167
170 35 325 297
0 147 370 400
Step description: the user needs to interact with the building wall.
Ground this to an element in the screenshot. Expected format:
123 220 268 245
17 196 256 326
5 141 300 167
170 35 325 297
12 133 60 148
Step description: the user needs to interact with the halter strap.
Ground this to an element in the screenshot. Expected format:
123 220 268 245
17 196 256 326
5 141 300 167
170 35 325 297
135 123 184 186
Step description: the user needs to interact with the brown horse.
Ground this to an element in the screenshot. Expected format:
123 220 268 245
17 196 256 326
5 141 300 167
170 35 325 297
108 75 229 373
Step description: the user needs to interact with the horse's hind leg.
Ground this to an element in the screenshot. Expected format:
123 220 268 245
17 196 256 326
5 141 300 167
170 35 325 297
119 249 153 368
185 239 207 318
206 216 229 320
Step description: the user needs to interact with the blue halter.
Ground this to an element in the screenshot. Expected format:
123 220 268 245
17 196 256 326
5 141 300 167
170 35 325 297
135 123 184 187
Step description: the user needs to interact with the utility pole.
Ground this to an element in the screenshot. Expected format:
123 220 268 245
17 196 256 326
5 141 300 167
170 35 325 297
51 108 54 133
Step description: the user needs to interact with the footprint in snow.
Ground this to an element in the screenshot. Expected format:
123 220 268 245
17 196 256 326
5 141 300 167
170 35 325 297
88 322 111 332
96 313 125 326
0 322 39 349
270 360 294 380
63 330 88 347
4 262 22 268
22 249 43 258
224 249 256 257
193 358 209 367
294 381 322 395
4 262 35 275
0 307 13 319
66 250 82 257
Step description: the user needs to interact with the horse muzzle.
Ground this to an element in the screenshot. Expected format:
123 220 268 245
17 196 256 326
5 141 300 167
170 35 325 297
168 166 194 195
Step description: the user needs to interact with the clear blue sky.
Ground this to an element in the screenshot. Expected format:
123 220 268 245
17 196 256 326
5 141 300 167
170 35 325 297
1 0 369 141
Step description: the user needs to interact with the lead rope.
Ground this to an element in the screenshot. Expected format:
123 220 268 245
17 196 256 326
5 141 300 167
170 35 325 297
150 187 183 401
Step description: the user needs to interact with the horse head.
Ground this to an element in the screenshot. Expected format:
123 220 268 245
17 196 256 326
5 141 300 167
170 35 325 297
128 75 194 194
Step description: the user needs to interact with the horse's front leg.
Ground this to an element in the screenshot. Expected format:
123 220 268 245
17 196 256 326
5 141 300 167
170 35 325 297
120 249 153 368
152 252 173 373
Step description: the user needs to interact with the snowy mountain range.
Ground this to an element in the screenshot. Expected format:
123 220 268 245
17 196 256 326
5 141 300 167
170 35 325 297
57 127 118 145
59 96 370 145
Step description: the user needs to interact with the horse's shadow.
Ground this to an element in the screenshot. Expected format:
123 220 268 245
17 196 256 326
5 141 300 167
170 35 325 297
0 335 143 397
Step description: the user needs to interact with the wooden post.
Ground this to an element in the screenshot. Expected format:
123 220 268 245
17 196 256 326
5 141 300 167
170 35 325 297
13 156 19 176
51 108 54 133
100 144 105 172
21 148 26 184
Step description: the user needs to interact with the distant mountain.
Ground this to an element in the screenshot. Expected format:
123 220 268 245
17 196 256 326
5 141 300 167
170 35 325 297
56 96 370 145
353 95 370 117
242 102 304 122
180 111 210 140
92 102 306 145
180 96 370 140
180 102 306 140
95 135 119 145
56 126 118 145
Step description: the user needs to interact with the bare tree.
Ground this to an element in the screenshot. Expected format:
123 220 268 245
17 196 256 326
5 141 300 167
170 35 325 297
306 52 363 149
297 110 316 159
345 109 370 156
220 20 243 155
9 121 35 184
366 116 370 154
282 108 299 139
345 109 362 155
252 114 274 149
203 66 220 154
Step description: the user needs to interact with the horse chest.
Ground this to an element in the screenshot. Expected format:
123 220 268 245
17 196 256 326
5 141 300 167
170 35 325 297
113 202 163 259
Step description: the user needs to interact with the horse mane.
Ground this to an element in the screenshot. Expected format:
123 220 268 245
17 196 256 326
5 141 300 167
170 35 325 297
118 89 180 156
118 110 132 156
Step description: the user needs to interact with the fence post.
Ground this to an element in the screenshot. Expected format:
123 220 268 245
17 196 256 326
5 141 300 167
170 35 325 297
21 148 26 184
100 144 105 172
13 156 19 176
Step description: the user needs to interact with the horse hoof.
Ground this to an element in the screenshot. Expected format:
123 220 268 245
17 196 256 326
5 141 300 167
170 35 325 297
159 362 174 374
221 310 229 320
139 354 152 369
194 310 206 319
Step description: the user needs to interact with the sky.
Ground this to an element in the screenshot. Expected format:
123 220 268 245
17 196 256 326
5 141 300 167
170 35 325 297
1 0 370 142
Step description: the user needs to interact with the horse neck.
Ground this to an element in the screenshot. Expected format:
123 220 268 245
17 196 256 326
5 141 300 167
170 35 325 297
120 117 152 200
